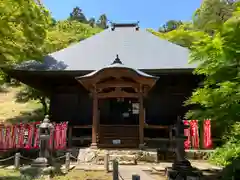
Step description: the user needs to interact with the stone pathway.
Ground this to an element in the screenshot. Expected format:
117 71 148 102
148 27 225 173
118 166 155 180
74 160 222 179
74 160 222 171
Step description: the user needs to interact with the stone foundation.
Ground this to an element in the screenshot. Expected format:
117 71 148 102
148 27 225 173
77 148 158 165
76 148 214 165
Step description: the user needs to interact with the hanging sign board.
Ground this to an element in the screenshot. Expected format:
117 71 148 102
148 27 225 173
112 139 121 145
132 103 139 114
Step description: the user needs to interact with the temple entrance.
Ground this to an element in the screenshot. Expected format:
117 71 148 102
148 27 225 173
99 98 139 125
75 55 158 148
98 98 140 148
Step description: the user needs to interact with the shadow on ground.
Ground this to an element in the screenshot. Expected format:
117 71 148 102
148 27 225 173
0 86 8 93
0 176 21 180
5 108 44 124
145 169 222 180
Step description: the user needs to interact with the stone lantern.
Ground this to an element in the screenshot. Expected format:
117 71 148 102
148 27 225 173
20 115 55 179
166 116 202 180
32 115 54 168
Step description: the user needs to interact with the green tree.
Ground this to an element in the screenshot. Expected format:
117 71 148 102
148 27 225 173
184 10 240 178
185 13 240 123
15 85 49 115
193 0 236 33
158 20 183 33
69 7 87 23
149 25 208 49
96 14 108 29
0 0 50 65
88 17 96 27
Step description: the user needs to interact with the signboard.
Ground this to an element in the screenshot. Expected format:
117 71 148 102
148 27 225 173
132 103 139 114
112 139 121 145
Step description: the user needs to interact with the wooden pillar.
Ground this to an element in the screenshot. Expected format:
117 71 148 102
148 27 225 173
68 126 72 148
91 92 98 148
139 94 144 147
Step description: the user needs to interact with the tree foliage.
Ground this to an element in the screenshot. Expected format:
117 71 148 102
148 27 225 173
185 10 240 125
193 0 236 33
184 3 240 177
42 20 102 54
68 6 109 29
69 6 88 23
96 14 108 29
15 85 49 115
0 0 51 65
149 26 208 48
150 1 240 177
158 20 183 33
0 2 103 112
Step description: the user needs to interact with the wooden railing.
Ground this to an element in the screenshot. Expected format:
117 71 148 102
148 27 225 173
67 124 173 148
68 125 92 147
67 123 220 149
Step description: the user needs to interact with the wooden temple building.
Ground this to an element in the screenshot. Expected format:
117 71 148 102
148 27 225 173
2 23 200 149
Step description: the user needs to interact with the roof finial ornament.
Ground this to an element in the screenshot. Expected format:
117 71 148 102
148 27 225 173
111 54 123 64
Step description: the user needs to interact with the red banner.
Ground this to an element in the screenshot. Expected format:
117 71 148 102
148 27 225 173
190 120 200 149
54 123 61 150
183 120 191 149
0 125 3 149
59 122 68 150
0 121 68 151
5 126 11 149
9 126 15 149
203 119 212 149
25 123 35 149
16 124 25 149
33 122 40 149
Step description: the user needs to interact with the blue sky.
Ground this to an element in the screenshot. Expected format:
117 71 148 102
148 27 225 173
42 0 202 30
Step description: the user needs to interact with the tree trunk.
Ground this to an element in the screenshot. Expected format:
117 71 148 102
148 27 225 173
40 97 48 115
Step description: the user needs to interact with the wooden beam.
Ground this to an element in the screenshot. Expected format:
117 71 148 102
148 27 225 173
97 90 139 98
96 80 139 89
72 125 92 129
144 125 169 129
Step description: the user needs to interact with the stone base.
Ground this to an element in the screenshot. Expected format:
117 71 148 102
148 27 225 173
77 148 158 165
20 165 55 179
90 143 98 149
165 167 202 180
32 157 48 168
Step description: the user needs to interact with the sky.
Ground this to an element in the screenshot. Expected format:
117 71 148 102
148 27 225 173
42 0 202 30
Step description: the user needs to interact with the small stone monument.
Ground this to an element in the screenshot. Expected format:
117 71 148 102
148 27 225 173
165 116 202 180
20 115 55 179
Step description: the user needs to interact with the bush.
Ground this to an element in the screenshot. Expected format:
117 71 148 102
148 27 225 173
209 122 240 179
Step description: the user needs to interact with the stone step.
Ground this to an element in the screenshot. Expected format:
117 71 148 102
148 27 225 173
96 154 137 165
77 148 158 165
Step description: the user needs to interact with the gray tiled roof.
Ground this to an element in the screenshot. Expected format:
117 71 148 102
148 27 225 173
15 26 197 71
